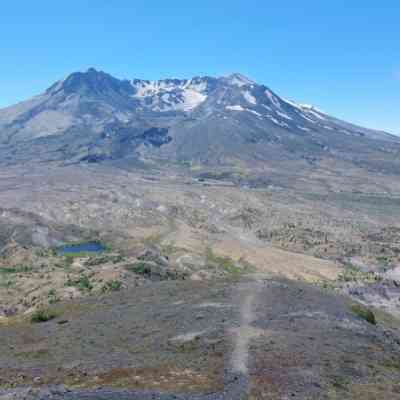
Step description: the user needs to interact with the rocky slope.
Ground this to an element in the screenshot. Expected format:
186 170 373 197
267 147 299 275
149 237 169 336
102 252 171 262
0 69 399 176
1 277 400 399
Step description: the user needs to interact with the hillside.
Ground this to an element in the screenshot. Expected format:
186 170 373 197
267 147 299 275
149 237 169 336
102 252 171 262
0 69 399 182
1 70 400 399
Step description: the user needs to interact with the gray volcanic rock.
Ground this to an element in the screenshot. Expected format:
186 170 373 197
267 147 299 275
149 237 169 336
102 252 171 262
0 68 399 173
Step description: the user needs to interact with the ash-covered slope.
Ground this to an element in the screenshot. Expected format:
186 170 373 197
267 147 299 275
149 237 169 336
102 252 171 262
0 68 399 171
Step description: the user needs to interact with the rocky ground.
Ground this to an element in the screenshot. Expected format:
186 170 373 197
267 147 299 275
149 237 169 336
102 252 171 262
1 164 400 398
1 276 400 399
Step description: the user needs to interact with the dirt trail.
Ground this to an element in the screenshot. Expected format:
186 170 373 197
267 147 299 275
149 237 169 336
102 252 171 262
230 279 265 375
215 274 272 400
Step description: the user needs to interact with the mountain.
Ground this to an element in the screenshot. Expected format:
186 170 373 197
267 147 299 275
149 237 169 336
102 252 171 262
2 69 400 399
0 68 399 176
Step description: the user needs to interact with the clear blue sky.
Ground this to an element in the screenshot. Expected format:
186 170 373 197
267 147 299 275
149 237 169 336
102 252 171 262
1 1 399 133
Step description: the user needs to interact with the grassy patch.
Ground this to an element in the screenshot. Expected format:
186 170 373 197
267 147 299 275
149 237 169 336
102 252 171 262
101 280 122 293
206 248 249 275
125 262 152 275
124 261 186 281
337 268 382 284
63 255 75 267
376 255 391 269
382 359 400 372
0 265 33 274
58 251 95 258
65 275 93 291
351 303 376 325
35 248 57 257
47 288 60 304
30 308 57 323
84 254 125 266
0 278 15 288
317 279 337 291
161 243 184 257
143 233 163 247
331 375 351 389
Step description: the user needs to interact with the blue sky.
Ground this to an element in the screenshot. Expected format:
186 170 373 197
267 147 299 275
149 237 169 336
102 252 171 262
1 1 399 133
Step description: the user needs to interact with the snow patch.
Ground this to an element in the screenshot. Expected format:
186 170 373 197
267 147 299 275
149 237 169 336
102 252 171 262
306 109 326 120
268 116 289 128
195 302 232 309
178 89 207 111
226 105 245 111
243 91 257 105
226 105 262 117
247 109 262 117
265 90 281 108
227 73 255 87
276 110 293 120
169 330 207 343
297 126 311 132
283 98 327 119
282 98 304 111
300 113 316 124
157 204 167 213
131 78 208 112
300 104 326 114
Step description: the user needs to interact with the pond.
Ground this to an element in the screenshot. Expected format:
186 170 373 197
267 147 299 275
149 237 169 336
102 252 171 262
58 241 106 255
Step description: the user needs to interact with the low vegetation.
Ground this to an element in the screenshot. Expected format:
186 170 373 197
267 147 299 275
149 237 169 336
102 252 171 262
338 268 382 284
84 254 125 266
125 262 152 275
317 263 384 291
350 303 376 325
0 278 15 288
0 265 33 274
101 280 122 293
47 288 59 304
35 248 57 258
59 255 75 268
30 308 57 323
65 275 93 291
206 248 251 275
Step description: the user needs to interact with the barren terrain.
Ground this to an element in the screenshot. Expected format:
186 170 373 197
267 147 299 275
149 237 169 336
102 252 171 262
0 163 400 398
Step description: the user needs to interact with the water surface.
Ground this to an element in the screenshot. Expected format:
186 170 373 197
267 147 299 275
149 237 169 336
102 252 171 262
58 242 105 255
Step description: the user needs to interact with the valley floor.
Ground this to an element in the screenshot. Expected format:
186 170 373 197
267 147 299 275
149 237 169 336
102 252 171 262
1 164 400 398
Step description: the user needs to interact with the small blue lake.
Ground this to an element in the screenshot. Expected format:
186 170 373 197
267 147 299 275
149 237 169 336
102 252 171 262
58 241 106 255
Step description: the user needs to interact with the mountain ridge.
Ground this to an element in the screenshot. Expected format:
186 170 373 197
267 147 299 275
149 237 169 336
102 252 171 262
0 68 399 175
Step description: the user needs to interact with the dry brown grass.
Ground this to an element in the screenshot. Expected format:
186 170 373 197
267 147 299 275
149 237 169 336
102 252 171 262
213 238 339 282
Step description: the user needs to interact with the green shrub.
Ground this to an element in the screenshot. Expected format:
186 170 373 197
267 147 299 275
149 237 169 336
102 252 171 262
101 280 122 293
206 248 243 275
331 375 351 389
382 359 400 371
0 278 15 288
35 248 56 257
65 275 93 291
351 304 376 325
0 265 33 274
47 288 59 304
125 262 152 275
0 267 17 274
31 308 57 323
84 254 125 266
338 269 382 283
